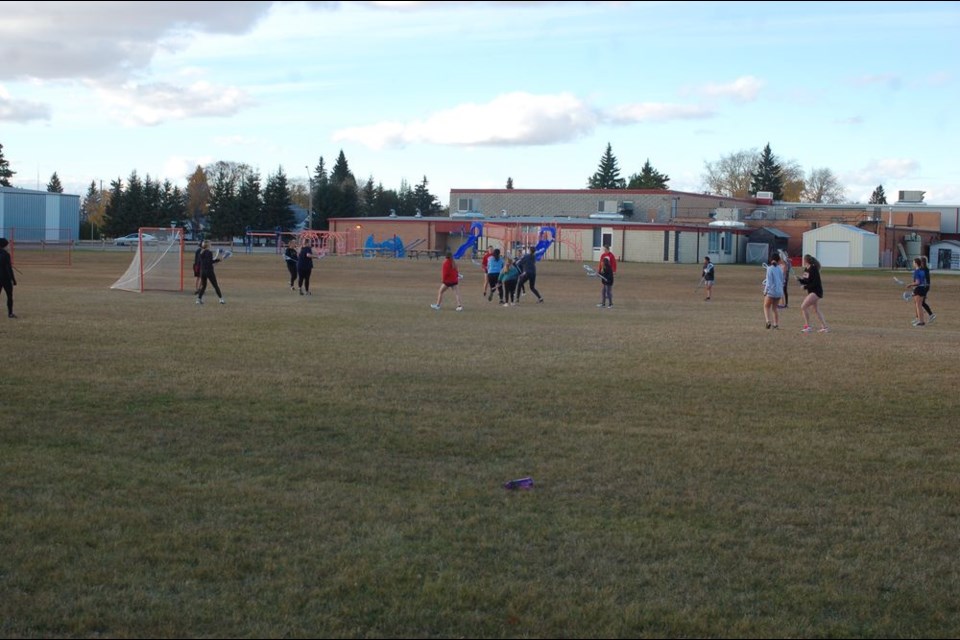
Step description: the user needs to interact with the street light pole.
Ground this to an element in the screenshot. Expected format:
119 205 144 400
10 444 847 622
305 166 313 230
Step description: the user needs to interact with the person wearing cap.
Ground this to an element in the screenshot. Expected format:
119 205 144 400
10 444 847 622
0 238 16 318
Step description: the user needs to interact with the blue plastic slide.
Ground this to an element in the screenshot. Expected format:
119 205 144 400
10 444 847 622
453 221 484 259
534 226 556 261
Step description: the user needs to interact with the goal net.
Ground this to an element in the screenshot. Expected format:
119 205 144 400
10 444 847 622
110 227 184 292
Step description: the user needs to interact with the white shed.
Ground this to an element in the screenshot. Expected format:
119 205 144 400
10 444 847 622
929 239 960 270
802 223 879 268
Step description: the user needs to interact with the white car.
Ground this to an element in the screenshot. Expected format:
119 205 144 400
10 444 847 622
114 233 157 246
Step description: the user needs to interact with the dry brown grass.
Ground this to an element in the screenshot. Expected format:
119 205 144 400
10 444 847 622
2 249 960 638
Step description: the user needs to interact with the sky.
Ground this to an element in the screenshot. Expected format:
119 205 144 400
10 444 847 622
2 0 959 206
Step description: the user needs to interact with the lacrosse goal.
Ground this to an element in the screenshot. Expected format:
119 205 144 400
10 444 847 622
110 227 184 292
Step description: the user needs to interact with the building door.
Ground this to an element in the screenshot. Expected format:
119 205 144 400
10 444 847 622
816 240 850 267
593 227 613 261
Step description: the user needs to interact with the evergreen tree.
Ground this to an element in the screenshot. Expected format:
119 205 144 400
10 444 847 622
328 151 359 219
331 150 355 186
160 182 187 228
374 183 400 218
234 171 261 233
142 175 163 227
360 176 376 217
261 168 295 231
587 143 625 189
47 172 64 193
626 159 670 189
413 176 441 216
749 143 785 200
311 156 332 230
121 171 147 230
397 179 415 216
102 177 126 237
506 177 514 189
207 167 238 239
0 143 15 186
81 181 100 222
869 184 887 205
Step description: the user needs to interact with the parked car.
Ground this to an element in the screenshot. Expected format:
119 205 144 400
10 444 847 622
114 233 157 246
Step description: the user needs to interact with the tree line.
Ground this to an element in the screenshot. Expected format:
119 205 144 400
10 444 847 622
586 141 889 205
0 142 445 239
1 140 893 240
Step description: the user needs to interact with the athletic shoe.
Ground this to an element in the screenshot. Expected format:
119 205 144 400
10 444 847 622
801 325 812 333
8 313 16 318
537 298 544 303
915 322 926 327
196 298 203 305
299 289 304 296
455 306 463 312
818 327 830 333
911 319 920 326
597 303 605 308
766 322 771 329
929 314 937 323
430 304 440 310
772 325 779 329
219 298 225 304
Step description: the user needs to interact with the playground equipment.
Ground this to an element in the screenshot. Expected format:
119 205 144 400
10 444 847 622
363 233 406 258
453 221 484 259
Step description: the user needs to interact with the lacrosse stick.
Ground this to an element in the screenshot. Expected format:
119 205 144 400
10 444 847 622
892 276 905 285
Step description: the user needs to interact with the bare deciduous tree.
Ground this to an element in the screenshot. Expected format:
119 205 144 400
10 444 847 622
701 149 757 198
802 167 846 203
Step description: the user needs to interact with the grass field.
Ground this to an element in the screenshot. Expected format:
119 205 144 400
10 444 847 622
2 250 959 638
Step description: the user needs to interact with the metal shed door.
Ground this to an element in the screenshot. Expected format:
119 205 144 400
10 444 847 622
816 241 850 267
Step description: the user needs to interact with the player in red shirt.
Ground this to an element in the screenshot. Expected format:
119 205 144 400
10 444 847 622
431 250 463 311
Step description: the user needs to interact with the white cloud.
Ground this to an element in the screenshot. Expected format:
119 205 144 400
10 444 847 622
608 102 714 123
0 1 278 81
162 156 214 182
94 80 255 126
334 92 600 149
698 76 764 103
334 91 721 149
0 85 51 122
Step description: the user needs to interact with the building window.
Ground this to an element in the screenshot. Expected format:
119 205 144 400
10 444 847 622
457 198 477 212
724 231 733 255
708 231 719 253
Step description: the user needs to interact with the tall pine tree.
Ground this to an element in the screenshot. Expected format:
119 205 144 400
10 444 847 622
869 185 887 205
626 159 670 189
749 143 785 200
47 172 64 193
587 143 625 189
0 143 15 186
261 168 295 231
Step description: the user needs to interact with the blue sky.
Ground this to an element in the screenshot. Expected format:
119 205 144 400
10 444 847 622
2 0 958 204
